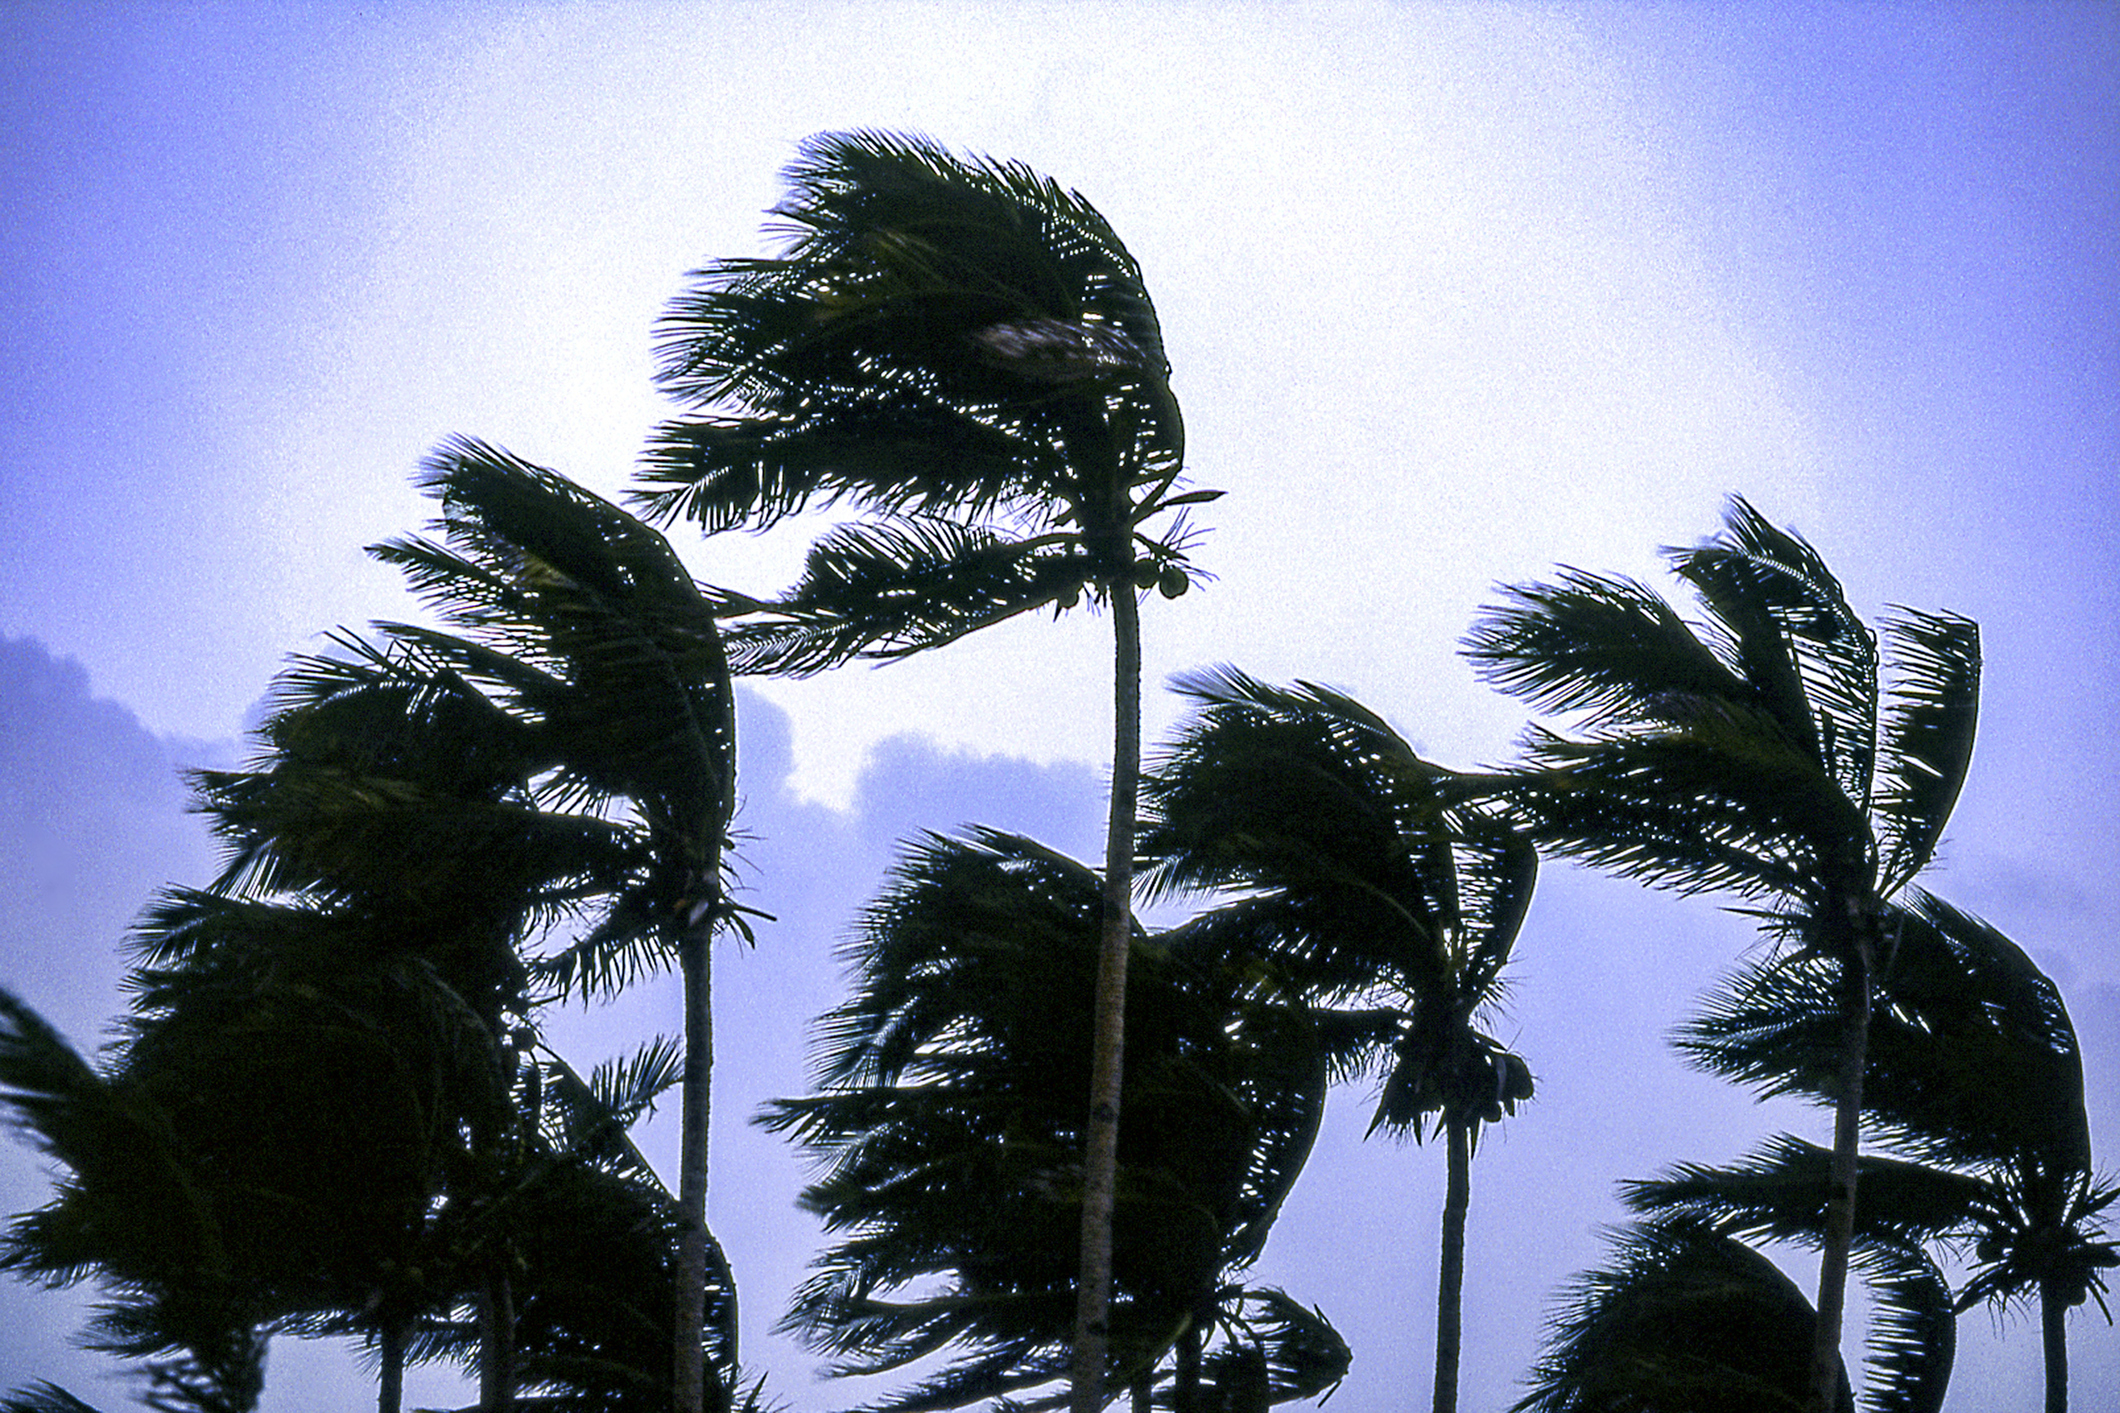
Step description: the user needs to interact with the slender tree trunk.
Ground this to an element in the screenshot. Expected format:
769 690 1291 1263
479 1268 517 1413
1174 1315 1202 1413
1070 583 1143 1413
2041 1277 2068 1413
1433 1115 1471 1413
678 675 736 1413
1808 936 1873 1413
676 915 713 1413
379 1322 405 1413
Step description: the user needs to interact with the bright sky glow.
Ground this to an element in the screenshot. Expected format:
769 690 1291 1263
2 3 2114 1410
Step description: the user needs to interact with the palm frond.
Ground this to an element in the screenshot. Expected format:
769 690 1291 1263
1851 1239 1956 1413
0 1386 104 1413
1668 498 1878 805
1512 1218 1852 1413
1621 1135 1987 1251
725 516 1095 676
1871 612 1980 896
1463 568 1751 729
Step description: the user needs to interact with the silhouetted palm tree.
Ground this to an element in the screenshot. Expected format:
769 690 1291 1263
194 444 739 1406
1464 499 1980 1413
369 442 741 1412
642 131 1211 1413
1136 669 1534 1413
0 987 271 1413
1633 891 2116 1413
760 828 1345 1413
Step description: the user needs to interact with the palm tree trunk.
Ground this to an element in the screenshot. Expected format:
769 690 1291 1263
379 1321 405 1413
1808 940 1873 1413
1070 581 1143 1413
676 915 713 1413
1174 1316 1202 1413
2041 1277 2068 1413
1433 1115 1471 1413
479 1268 517 1413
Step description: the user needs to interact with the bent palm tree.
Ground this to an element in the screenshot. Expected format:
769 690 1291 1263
188 443 741 1407
642 131 1211 1413
1464 498 1980 1413
1636 891 2117 1413
760 829 1345 1413
1137 668 1535 1413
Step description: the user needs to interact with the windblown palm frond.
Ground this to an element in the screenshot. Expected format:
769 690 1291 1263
1466 499 1981 1412
760 828 1336 1413
1513 1218 1855 1413
1138 668 1533 1413
0 1386 104 1413
722 517 1097 676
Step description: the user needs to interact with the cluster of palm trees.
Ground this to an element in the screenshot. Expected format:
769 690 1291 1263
2 131 2110 1413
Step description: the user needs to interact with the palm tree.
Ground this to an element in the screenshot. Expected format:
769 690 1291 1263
368 440 741 1413
170 442 741 1406
1633 891 2117 1413
1511 1216 1865 1413
759 828 1346 1413
1463 497 1980 1413
0 988 269 1413
641 131 1211 1413
121 892 507 1413
1136 668 1535 1413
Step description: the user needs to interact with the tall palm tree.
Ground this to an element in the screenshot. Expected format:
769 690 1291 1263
641 131 1210 1413
760 828 1345 1413
369 440 741 1413
1136 668 1535 1413
1463 498 1980 1413
181 442 741 1407
1633 891 2117 1413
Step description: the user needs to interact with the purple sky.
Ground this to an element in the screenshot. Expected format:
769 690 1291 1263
3 3 2115 1409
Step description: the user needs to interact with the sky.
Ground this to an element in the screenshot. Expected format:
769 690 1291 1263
1 1 2116 1409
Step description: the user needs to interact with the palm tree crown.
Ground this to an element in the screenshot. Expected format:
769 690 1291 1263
761 828 1344 1413
1638 891 2116 1412
1463 497 1980 1413
641 130 1215 1412
641 128 1206 663
1138 668 1534 1413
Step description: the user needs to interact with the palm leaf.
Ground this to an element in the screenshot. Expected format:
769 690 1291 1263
724 516 1098 676
1871 611 1980 895
1512 1218 1853 1413
1669 498 1878 805
760 828 1330 1412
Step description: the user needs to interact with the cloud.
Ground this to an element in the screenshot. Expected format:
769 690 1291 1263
0 637 227 1403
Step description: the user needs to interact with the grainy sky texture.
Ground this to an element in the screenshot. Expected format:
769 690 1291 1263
2 3 2115 1409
